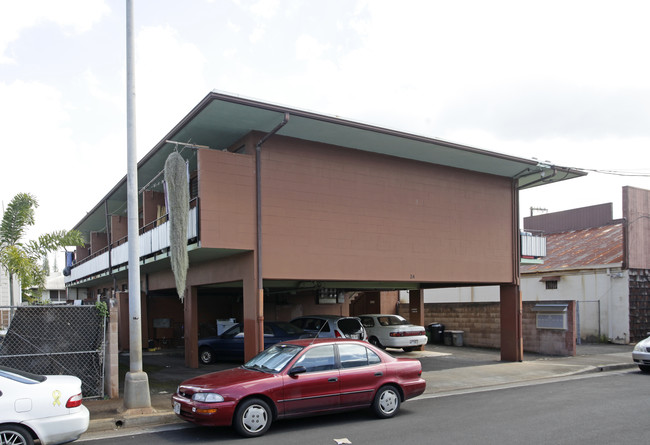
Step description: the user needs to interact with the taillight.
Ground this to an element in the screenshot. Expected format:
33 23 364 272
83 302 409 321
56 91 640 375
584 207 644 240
66 393 83 408
335 331 342 338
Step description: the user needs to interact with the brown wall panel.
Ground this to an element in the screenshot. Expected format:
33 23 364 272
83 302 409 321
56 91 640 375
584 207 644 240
197 148 256 250
260 136 515 284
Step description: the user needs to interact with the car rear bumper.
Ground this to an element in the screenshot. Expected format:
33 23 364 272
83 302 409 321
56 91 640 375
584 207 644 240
382 335 428 348
25 405 89 445
402 378 427 400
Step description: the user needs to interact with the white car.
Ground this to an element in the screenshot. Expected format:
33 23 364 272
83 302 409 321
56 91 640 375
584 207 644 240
0 366 89 445
359 314 428 352
632 334 650 373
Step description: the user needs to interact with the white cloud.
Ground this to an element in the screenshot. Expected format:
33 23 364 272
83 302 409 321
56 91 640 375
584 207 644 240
0 0 109 63
0 80 75 237
249 27 266 44
249 0 280 19
295 34 330 61
134 25 208 153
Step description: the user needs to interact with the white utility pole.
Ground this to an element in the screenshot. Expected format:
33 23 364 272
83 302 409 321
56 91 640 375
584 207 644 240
123 0 151 410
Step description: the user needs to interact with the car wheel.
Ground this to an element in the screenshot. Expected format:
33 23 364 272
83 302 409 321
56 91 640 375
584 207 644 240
233 398 272 437
373 385 401 419
369 337 384 349
199 347 215 364
639 365 650 373
0 425 34 445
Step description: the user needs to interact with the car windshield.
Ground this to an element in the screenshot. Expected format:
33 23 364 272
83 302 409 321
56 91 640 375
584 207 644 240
243 344 303 373
377 316 409 326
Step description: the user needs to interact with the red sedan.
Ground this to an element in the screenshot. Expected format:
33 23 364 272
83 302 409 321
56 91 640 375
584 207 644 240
171 338 426 437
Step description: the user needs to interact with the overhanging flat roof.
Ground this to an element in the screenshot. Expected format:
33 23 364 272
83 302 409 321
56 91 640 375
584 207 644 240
73 91 586 237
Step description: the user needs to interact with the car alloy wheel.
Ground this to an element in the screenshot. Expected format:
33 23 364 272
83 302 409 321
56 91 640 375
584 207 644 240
369 337 384 349
199 347 214 364
373 385 401 418
0 425 34 445
234 398 272 437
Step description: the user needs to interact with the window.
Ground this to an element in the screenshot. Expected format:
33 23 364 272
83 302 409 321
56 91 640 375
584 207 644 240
360 317 375 328
221 325 243 339
545 280 558 290
339 344 381 368
295 345 336 373
294 318 330 333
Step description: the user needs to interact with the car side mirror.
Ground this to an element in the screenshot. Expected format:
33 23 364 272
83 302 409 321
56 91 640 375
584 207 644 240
289 365 306 377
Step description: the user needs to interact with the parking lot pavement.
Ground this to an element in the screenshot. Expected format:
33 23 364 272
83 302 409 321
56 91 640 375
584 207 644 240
82 342 636 435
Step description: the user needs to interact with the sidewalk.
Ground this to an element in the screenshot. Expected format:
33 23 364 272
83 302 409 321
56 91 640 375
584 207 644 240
82 343 636 435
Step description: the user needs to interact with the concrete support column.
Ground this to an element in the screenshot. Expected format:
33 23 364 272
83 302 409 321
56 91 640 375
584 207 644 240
184 286 199 368
105 298 119 399
500 284 523 362
409 289 425 351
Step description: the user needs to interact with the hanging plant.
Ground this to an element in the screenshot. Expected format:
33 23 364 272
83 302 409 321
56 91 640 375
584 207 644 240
164 151 189 301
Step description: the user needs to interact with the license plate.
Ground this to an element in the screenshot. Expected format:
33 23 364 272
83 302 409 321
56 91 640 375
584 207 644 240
173 401 181 415
409 339 418 345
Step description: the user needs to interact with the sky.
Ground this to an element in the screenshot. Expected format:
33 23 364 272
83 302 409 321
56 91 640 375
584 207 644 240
1 0 649 268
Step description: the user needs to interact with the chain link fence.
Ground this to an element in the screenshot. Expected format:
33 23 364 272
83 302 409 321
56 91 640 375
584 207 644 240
0 305 106 399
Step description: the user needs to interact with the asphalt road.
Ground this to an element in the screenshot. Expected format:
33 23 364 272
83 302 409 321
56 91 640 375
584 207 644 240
80 369 647 445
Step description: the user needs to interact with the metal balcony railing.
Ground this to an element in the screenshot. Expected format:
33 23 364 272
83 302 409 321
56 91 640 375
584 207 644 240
65 206 198 284
521 232 546 258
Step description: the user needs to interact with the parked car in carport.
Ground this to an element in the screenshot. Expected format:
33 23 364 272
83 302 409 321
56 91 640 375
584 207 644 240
290 315 367 340
199 322 310 364
359 314 428 351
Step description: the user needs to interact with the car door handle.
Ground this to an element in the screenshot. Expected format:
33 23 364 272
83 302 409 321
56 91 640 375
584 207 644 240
328 377 338 382
374 372 383 377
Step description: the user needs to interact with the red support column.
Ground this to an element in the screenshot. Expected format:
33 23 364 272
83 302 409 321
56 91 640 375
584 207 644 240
409 289 425 351
243 252 263 361
184 286 199 368
500 284 523 361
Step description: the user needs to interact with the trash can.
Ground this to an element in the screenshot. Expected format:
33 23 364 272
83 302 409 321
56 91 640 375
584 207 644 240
452 330 464 347
443 331 453 346
427 323 445 344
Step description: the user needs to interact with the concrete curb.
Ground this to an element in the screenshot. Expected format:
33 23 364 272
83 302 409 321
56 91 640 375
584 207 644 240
579 362 637 373
88 412 181 433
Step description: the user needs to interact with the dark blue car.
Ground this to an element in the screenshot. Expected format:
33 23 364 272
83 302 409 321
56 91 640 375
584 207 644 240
198 321 309 364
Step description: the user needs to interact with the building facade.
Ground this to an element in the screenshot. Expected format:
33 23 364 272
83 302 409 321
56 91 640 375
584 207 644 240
64 92 584 366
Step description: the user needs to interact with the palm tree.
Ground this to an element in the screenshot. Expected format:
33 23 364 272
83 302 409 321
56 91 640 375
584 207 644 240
0 193 84 305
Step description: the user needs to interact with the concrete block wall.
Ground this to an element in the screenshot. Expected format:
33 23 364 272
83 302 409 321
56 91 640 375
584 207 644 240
402 300 576 356
522 301 576 356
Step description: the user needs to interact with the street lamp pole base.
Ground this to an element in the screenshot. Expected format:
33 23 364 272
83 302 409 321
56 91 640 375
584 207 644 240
123 371 152 411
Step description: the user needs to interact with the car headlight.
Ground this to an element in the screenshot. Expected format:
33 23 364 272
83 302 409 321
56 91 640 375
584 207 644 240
634 342 647 352
191 392 224 403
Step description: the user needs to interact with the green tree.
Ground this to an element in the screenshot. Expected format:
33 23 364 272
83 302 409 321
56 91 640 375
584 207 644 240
42 254 50 276
0 193 85 304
